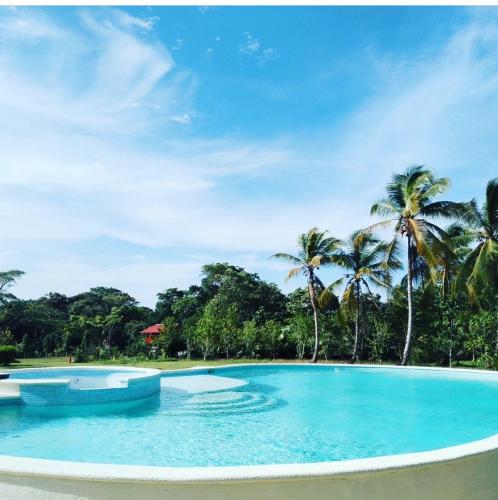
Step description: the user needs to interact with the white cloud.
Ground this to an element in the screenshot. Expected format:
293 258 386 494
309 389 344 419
170 113 192 124
0 10 174 135
0 9 64 40
3 10 498 304
112 10 158 32
241 32 260 53
172 37 183 51
240 32 278 64
198 7 215 15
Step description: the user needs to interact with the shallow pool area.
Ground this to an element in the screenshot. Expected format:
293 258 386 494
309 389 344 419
0 364 497 467
0 366 160 407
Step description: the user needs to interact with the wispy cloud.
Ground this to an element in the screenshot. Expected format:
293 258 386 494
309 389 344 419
112 10 158 32
169 113 192 124
0 9 174 135
172 37 183 50
3 8 498 305
198 6 215 15
240 32 278 64
320 18 498 195
0 8 65 40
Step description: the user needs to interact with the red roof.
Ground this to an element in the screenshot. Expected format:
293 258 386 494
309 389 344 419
141 324 164 334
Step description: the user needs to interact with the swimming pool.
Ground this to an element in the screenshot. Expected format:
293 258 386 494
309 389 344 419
0 364 497 499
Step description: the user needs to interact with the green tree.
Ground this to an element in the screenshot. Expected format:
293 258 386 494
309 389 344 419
272 227 341 363
155 288 186 322
458 178 498 303
241 319 258 357
436 223 473 296
370 166 467 365
199 263 287 324
323 231 401 362
259 320 284 359
171 292 203 359
195 296 240 359
466 310 498 368
287 314 313 360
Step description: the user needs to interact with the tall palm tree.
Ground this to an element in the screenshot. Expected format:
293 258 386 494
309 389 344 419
272 227 341 362
458 178 498 302
0 270 25 305
369 166 467 365
321 232 401 362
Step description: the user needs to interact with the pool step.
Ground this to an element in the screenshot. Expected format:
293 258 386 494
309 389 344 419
167 390 280 417
0 390 20 406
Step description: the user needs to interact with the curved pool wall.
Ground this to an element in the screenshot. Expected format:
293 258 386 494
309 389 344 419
0 363 497 500
0 366 161 406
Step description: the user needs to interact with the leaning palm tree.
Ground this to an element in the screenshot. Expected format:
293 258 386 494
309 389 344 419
458 178 498 302
321 232 401 362
272 227 341 363
369 166 467 365
0 270 25 305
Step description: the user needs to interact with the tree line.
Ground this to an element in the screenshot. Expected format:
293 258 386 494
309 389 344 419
0 167 496 368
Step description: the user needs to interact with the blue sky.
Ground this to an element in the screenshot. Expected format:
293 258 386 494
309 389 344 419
1 6 498 306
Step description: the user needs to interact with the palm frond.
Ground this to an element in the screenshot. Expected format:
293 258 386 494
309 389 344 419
318 283 340 309
370 199 399 217
363 219 396 234
418 176 451 202
419 200 469 220
484 178 498 233
285 267 302 282
270 253 302 265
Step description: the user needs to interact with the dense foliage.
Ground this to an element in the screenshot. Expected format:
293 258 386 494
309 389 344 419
0 172 496 368
0 345 17 365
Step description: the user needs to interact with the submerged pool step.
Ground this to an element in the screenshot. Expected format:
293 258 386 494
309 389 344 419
0 391 20 406
167 390 279 416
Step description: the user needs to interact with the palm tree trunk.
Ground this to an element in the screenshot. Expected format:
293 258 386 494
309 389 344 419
401 235 414 366
308 275 320 363
352 281 360 363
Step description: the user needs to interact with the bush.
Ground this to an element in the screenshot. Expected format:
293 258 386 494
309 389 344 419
0 345 18 365
476 353 498 370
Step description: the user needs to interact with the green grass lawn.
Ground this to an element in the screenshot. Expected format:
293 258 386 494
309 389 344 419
1 356 484 371
1 356 304 371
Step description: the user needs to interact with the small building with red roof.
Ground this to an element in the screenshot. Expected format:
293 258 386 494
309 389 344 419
141 324 164 345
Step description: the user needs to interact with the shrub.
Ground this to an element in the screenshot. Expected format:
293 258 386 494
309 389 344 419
0 345 18 365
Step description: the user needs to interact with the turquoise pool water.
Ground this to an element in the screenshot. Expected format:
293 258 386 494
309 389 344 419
1 365 498 467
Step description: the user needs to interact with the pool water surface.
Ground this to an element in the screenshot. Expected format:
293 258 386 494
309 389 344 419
0 365 497 467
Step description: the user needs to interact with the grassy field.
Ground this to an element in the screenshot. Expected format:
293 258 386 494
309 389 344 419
1 356 305 371
1 357 483 371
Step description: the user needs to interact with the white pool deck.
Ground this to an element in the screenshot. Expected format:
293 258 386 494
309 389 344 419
0 363 497 500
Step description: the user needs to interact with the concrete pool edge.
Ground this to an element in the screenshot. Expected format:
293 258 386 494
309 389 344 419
0 363 497 484
0 434 498 483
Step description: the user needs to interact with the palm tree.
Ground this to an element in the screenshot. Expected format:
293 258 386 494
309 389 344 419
458 178 498 302
0 270 25 305
272 227 341 362
410 223 473 297
321 232 401 362
369 166 467 365
435 223 474 297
